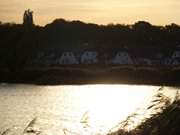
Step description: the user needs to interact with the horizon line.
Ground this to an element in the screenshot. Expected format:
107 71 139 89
0 18 180 27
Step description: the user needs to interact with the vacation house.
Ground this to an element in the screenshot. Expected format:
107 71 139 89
58 52 79 64
81 51 98 64
111 51 133 65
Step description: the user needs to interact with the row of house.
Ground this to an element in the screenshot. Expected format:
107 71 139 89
32 50 180 66
33 51 133 65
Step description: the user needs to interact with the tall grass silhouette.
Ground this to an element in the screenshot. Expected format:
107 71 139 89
108 87 180 135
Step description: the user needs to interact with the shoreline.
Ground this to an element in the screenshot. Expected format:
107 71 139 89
1 66 180 86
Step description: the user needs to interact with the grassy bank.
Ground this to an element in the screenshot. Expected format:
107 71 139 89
1 65 180 86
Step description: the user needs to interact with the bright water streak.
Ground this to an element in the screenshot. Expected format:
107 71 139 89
0 84 177 135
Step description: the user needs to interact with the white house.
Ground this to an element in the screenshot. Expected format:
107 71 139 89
162 58 173 66
135 58 152 65
81 51 98 64
170 51 180 65
111 51 133 65
172 59 180 65
32 53 56 66
58 52 79 65
172 51 180 58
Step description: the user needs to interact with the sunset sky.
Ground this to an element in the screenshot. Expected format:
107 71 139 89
0 0 180 26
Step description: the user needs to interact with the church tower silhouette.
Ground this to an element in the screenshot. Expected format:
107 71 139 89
23 9 34 27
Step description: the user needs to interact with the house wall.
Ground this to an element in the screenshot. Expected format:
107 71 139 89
172 51 180 58
32 50 180 66
111 52 133 65
58 52 79 64
81 51 98 64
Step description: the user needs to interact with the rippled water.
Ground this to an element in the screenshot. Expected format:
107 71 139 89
0 84 177 135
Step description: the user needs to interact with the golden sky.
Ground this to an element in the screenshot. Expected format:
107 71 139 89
0 0 180 26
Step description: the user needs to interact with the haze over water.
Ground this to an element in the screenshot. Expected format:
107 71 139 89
0 84 177 135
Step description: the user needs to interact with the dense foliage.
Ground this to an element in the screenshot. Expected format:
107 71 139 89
0 19 180 71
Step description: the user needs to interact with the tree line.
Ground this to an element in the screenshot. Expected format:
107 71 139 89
0 19 180 71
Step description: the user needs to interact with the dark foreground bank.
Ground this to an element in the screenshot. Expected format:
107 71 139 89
1 66 180 86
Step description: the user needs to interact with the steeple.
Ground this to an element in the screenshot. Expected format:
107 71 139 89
23 9 34 27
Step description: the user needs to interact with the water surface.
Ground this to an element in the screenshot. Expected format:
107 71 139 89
0 84 177 135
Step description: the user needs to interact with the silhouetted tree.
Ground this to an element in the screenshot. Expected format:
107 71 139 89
0 17 180 71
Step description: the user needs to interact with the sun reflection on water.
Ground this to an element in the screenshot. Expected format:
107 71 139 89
70 84 159 133
2 84 177 135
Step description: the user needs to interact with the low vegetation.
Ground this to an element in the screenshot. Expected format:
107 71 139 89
108 87 180 135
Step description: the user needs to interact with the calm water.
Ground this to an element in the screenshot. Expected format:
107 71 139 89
0 84 177 135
